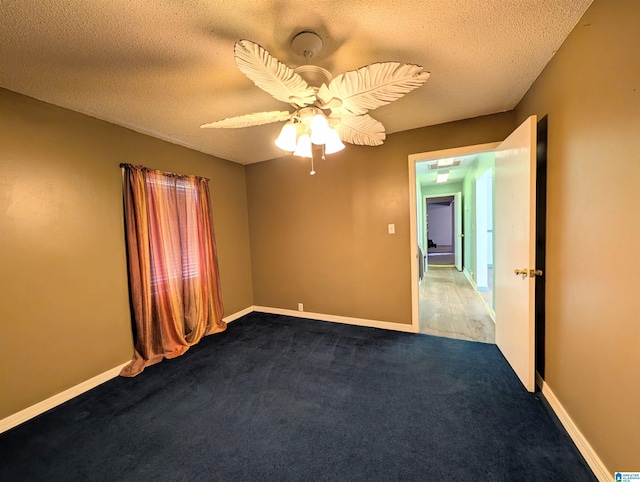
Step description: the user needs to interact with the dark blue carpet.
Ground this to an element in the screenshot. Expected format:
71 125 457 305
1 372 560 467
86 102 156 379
0 313 595 481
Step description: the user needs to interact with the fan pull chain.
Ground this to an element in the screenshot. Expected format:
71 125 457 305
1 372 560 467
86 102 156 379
310 156 316 175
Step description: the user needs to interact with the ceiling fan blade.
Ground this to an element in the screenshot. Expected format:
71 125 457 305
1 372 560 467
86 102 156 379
317 62 430 115
200 110 292 128
234 40 317 107
335 114 386 146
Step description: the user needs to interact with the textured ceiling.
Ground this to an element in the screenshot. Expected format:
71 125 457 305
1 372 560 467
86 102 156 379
0 0 592 164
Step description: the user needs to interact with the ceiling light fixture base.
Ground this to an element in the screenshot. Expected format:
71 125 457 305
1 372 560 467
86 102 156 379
291 31 323 59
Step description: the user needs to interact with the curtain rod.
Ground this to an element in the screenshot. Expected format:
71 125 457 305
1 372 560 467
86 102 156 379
119 163 209 181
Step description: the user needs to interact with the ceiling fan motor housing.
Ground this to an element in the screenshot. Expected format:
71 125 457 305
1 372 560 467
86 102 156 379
293 65 333 90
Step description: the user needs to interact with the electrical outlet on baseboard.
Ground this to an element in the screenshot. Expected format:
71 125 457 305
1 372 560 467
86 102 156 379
298 303 304 312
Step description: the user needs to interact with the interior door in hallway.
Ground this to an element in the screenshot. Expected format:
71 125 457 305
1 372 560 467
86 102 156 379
454 192 462 271
494 115 538 392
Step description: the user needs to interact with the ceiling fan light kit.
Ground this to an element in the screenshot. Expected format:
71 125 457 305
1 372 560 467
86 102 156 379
274 122 298 151
274 106 346 160
201 31 430 173
293 133 312 158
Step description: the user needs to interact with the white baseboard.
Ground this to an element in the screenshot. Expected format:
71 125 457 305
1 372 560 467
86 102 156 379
223 306 253 323
253 305 418 333
536 373 611 482
463 268 477 290
463 268 495 321
0 306 415 434
0 306 255 434
0 362 129 435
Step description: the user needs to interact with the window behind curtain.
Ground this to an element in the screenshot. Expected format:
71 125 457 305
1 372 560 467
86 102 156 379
120 164 225 377
146 175 201 293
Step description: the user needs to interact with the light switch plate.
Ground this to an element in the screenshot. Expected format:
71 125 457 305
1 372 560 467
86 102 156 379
388 223 395 234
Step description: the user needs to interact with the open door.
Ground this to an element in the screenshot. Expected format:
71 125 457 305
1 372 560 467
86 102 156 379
454 192 463 271
494 116 538 392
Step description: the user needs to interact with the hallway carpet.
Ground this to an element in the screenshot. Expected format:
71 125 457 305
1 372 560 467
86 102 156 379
0 313 595 481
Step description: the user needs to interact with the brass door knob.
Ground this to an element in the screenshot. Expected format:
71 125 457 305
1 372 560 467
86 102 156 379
514 268 543 279
514 269 528 279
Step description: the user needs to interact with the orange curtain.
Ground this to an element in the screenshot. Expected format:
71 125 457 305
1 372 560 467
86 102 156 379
120 164 225 377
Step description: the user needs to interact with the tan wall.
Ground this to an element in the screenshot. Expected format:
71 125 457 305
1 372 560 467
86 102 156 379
516 0 640 471
0 89 253 419
246 112 515 323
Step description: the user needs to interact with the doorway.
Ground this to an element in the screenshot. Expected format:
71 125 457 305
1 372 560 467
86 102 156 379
410 144 499 343
424 193 463 269
426 196 455 266
409 116 542 392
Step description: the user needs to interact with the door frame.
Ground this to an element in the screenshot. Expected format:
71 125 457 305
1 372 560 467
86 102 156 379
408 142 499 332
454 191 463 271
535 116 548 378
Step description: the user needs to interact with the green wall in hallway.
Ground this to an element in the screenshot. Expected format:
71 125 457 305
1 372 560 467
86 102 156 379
461 152 494 286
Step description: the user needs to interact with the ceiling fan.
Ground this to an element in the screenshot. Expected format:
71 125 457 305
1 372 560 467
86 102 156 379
201 31 430 164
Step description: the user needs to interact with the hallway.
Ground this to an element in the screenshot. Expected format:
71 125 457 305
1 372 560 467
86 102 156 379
419 267 495 343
